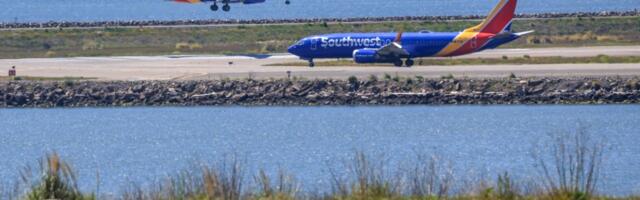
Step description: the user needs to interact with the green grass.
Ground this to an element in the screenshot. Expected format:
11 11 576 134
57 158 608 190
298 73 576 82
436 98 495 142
0 16 638 59
266 55 640 67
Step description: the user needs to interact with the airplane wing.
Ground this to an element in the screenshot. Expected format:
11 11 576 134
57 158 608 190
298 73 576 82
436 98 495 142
376 32 410 57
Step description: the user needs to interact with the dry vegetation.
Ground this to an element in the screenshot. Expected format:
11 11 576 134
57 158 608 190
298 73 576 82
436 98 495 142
0 16 637 59
1 129 636 200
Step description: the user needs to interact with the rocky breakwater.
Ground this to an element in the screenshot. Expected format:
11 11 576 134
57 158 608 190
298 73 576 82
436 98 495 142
1 77 639 107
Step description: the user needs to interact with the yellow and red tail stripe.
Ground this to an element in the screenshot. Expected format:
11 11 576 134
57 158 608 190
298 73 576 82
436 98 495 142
436 0 517 57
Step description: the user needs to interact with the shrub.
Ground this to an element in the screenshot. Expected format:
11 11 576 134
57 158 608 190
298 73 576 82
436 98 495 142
253 169 299 199
405 77 414 85
64 79 75 87
368 74 378 83
189 43 203 50
533 127 607 199
407 155 453 198
45 51 57 57
383 73 392 81
22 153 85 200
441 74 455 80
348 76 358 85
597 54 611 63
121 155 244 200
329 152 400 199
175 42 191 50
81 40 102 50
391 73 400 82
496 172 519 200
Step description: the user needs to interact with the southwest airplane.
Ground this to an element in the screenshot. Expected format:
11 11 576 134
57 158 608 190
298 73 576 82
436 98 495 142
173 0 290 12
287 0 533 67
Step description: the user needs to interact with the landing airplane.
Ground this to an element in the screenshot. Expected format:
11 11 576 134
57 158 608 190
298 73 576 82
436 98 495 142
173 0 290 12
287 0 533 67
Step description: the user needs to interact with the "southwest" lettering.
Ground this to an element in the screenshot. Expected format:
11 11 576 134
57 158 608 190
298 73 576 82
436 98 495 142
320 37 392 48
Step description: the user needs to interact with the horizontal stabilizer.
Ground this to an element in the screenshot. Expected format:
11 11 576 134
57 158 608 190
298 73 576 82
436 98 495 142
515 30 535 36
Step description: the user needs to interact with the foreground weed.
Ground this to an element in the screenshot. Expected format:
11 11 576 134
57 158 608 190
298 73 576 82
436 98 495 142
21 153 87 200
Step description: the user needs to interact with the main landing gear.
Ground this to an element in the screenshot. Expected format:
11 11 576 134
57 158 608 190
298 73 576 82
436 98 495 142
405 59 414 67
393 59 414 67
210 2 231 12
285 0 291 4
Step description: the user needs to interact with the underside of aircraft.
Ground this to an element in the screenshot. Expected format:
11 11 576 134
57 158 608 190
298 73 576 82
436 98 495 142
173 0 290 12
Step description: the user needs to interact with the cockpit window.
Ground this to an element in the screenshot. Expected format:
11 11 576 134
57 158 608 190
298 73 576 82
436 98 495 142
296 40 305 46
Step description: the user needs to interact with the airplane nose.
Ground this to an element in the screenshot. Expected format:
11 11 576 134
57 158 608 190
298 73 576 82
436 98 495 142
287 45 299 56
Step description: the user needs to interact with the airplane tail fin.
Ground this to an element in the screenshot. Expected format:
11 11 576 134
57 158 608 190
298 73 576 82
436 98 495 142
465 0 517 34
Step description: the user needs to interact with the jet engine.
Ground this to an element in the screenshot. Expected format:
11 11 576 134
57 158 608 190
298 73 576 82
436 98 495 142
353 48 382 63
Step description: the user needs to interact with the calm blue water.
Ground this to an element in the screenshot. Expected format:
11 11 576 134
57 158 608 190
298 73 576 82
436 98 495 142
0 0 639 23
0 105 639 196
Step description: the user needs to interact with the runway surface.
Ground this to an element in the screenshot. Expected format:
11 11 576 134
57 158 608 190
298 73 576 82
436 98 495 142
1 46 639 80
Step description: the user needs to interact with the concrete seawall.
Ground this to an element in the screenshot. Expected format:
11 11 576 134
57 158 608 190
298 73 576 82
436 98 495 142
1 77 639 107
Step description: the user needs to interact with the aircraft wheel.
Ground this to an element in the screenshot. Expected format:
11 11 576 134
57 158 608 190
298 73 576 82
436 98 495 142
222 4 231 12
309 61 315 68
405 59 414 67
210 4 219 11
285 0 291 4
393 60 403 67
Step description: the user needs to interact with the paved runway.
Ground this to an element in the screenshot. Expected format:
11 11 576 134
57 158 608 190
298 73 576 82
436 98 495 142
0 46 639 80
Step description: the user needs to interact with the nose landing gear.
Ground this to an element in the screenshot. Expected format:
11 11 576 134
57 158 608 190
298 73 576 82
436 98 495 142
308 59 315 67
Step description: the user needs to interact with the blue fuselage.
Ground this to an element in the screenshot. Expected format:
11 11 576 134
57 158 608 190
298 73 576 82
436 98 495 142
287 31 520 60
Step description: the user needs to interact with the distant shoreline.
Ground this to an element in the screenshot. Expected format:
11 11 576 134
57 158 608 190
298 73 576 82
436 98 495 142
1 10 638 30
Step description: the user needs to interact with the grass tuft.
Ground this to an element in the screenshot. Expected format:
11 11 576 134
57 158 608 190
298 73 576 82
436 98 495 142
6 128 623 200
21 153 88 200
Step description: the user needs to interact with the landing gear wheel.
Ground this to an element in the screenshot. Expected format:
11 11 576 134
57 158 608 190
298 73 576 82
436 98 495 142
210 4 219 11
393 60 403 67
222 4 231 12
285 0 291 4
405 59 414 67
309 61 315 68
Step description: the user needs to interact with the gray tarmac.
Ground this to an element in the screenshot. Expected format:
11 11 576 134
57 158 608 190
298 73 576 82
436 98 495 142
0 46 639 80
